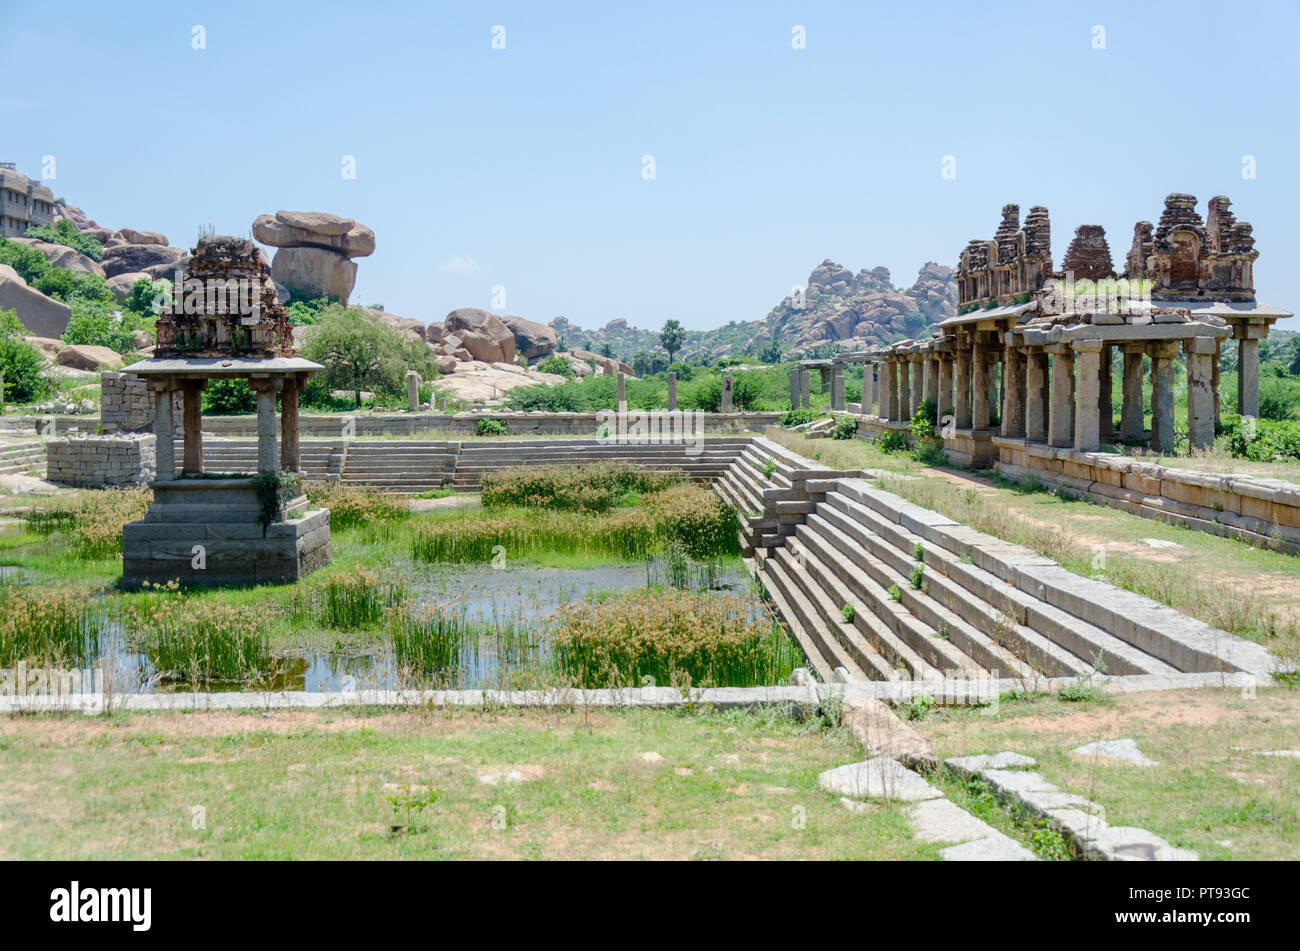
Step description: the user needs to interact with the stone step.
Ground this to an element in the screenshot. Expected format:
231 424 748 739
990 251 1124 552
756 550 859 682
813 500 1067 679
770 544 900 681
820 489 1179 678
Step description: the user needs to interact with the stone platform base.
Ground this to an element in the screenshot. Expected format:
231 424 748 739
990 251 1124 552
940 429 997 468
122 479 331 588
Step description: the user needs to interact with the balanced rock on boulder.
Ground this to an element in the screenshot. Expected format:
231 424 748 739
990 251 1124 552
253 210 375 303
501 314 557 360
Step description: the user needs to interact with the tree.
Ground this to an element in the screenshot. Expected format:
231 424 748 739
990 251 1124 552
600 342 613 359
659 319 686 363
759 340 783 365
301 305 410 407
0 309 50 404
631 350 652 377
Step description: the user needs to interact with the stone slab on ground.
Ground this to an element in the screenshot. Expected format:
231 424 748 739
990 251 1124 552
840 695 938 770
817 757 942 802
1072 738 1159 766
945 749 1197 862
939 833 1036 861
945 751 1037 772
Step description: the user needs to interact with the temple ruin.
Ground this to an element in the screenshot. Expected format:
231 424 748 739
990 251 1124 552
120 236 331 587
853 193 1290 467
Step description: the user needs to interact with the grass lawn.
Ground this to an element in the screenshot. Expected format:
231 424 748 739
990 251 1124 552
915 687 1300 861
0 705 939 860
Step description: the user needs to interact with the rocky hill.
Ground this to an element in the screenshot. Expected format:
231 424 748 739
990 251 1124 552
547 260 958 362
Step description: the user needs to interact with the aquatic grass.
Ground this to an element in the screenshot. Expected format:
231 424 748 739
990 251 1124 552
550 588 799 688
128 585 271 684
23 486 151 558
317 568 407 631
413 485 738 565
389 603 464 683
480 462 686 512
0 584 98 667
306 483 409 530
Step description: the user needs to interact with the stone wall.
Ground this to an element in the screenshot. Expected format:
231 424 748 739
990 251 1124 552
46 433 156 487
993 436 1300 554
101 371 182 434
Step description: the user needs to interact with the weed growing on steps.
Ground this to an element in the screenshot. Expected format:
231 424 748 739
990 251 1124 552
840 602 855 623
888 584 902 602
762 459 778 480
1059 654 1109 703
903 693 935 721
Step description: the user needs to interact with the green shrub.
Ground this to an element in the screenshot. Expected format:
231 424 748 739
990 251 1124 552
832 415 858 440
879 431 909 453
535 354 575 379
0 237 50 283
0 333 52 404
23 219 103 261
60 301 139 353
779 408 820 427
35 268 114 305
202 378 257 415
475 417 507 436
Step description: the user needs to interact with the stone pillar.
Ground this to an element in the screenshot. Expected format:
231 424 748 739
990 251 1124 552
938 356 954 424
830 367 845 411
253 379 280 474
799 370 811 409
281 376 301 473
1025 350 1048 443
152 382 175 482
1212 339 1221 427
925 356 940 408
617 373 627 413
881 360 897 421
972 342 990 430
406 370 419 411
1098 345 1113 439
789 367 800 409
666 372 677 411
870 363 880 414
909 356 923 416
181 380 204 475
987 355 1000 424
1120 345 1145 441
1001 347 1025 438
1072 340 1102 452
720 374 734 413
897 359 911 421
954 349 972 429
1185 336 1217 451
1150 343 1177 452
1048 346 1074 449
1238 334 1260 419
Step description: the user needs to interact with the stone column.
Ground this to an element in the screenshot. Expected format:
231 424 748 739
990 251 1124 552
938 356 954 424
406 370 419 411
881 360 897 421
617 373 627 413
799 370 811 409
897 359 911 421
924 356 940 408
666 372 677 411
152 381 175 481
281 376 301 473
1120 345 1145 441
987 355 1001 424
972 342 990 430
909 355 923 416
954 349 972 429
1072 340 1102 452
1098 345 1113 439
1212 339 1221 427
253 378 280 474
789 367 800 409
181 380 204 475
1047 346 1074 449
720 374 734 413
1237 333 1260 419
1025 350 1048 443
870 363 880 414
1001 347 1025 438
1185 336 1217 450
1150 343 1178 452
830 367 845 411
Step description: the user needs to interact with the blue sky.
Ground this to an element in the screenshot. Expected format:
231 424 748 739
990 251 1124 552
3 0 1297 332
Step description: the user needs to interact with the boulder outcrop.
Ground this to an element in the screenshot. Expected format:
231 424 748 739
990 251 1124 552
501 313 557 360
0 265 72 338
